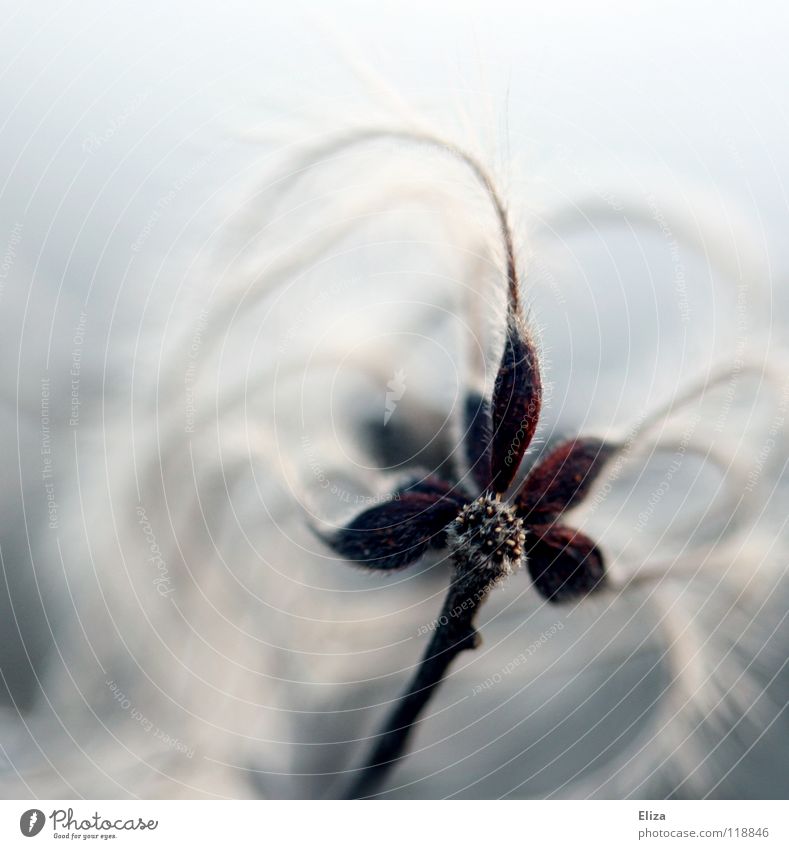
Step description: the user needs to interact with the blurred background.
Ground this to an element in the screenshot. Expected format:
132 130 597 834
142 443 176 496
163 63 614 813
0 0 787 798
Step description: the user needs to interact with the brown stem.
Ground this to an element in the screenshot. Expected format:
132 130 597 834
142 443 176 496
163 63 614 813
345 562 501 799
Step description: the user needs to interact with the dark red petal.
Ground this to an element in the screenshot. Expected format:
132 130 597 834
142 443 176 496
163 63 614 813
320 478 463 570
516 438 617 521
462 392 493 493
489 313 542 494
526 524 606 603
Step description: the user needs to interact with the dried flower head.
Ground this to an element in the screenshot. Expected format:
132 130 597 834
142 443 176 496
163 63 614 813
314 133 617 798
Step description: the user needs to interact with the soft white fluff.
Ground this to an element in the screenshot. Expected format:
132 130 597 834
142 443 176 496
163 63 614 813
1 100 786 799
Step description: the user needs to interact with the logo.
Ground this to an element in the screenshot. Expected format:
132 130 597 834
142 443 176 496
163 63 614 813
17 807 160 838
19 809 45 837
384 369 407 425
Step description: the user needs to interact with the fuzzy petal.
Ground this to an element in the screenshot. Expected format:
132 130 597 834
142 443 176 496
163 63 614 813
321 477 464 569
526 524 606 603
516 438 616 521
462 391 493 493
489 313 542 494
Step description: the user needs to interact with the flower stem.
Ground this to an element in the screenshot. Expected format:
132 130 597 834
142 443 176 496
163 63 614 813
345 562 502 799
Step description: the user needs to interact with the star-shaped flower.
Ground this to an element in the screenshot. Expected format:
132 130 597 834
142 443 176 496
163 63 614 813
320 310 615 603
291 128 626 798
